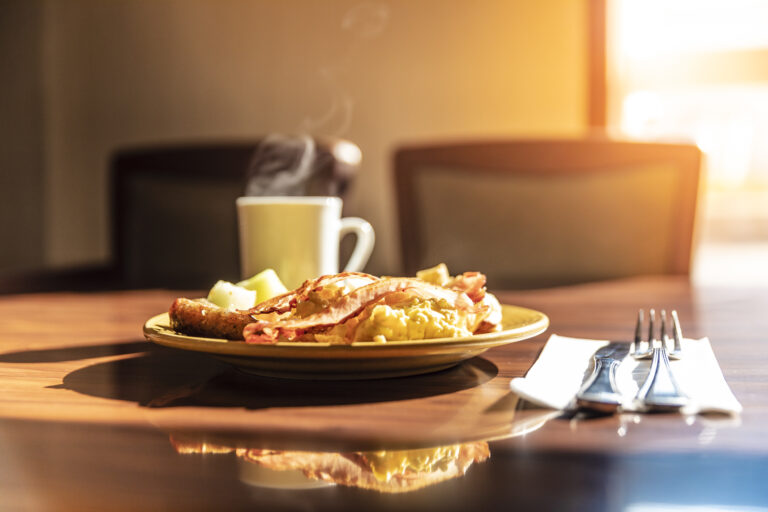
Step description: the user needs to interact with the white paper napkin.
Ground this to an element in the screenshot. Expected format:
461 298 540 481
509 334 742 415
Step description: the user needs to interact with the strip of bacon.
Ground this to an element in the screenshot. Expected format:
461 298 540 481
447 272 487 303
244 278 478 344
247 272 379 315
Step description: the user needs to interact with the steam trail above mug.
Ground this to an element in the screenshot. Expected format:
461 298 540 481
236 196 374 289
244 134 362 197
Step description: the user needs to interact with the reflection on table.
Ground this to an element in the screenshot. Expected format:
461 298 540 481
1 277 768 511
171 434 490 493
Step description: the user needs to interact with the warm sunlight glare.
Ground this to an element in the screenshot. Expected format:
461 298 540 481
611 0 768 286
617 0 768 60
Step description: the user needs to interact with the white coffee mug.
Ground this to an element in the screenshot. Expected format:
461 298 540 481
236 196 375 289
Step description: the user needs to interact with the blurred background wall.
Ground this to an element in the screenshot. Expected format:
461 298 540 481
0 1 46 272
0 0 587 276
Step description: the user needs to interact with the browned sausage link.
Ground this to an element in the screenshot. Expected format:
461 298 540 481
169 298 253 340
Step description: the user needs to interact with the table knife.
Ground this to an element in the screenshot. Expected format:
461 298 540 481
575 342 631 412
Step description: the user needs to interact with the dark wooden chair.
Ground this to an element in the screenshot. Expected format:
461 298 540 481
0 138 360 293
394 136 702 289
109 143 255 290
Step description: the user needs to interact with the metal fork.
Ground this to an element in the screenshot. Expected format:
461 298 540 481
633 309 689 411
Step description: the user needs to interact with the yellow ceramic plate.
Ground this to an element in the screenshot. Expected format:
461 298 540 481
143 304 548 380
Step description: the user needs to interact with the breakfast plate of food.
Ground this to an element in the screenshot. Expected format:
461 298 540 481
143 264 548 379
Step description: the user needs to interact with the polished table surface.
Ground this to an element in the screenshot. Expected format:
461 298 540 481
1 276 766 511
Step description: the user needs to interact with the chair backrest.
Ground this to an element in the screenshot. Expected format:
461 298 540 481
394 136 702 289
111 138 360 289
111 143 253 289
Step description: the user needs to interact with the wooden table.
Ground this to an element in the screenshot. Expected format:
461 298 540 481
1 277 766 511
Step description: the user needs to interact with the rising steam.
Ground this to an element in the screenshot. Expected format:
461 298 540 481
246 2 390 196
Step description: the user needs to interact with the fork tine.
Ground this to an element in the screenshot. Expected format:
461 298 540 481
647 308 656 348
671 310 683 357
633 309 644 355
660 309 668 349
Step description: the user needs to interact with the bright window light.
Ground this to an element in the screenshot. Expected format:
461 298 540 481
609 0 768 286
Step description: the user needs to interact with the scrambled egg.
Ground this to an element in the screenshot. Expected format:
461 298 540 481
314 296 474 343
354 298 472 342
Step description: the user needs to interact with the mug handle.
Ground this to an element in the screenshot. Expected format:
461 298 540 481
339 217 375 272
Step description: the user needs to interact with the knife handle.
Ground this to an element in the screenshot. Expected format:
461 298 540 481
575 358 624 412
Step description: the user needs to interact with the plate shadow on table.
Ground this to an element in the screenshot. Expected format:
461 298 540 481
0 340 152 363
48 342 498 409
